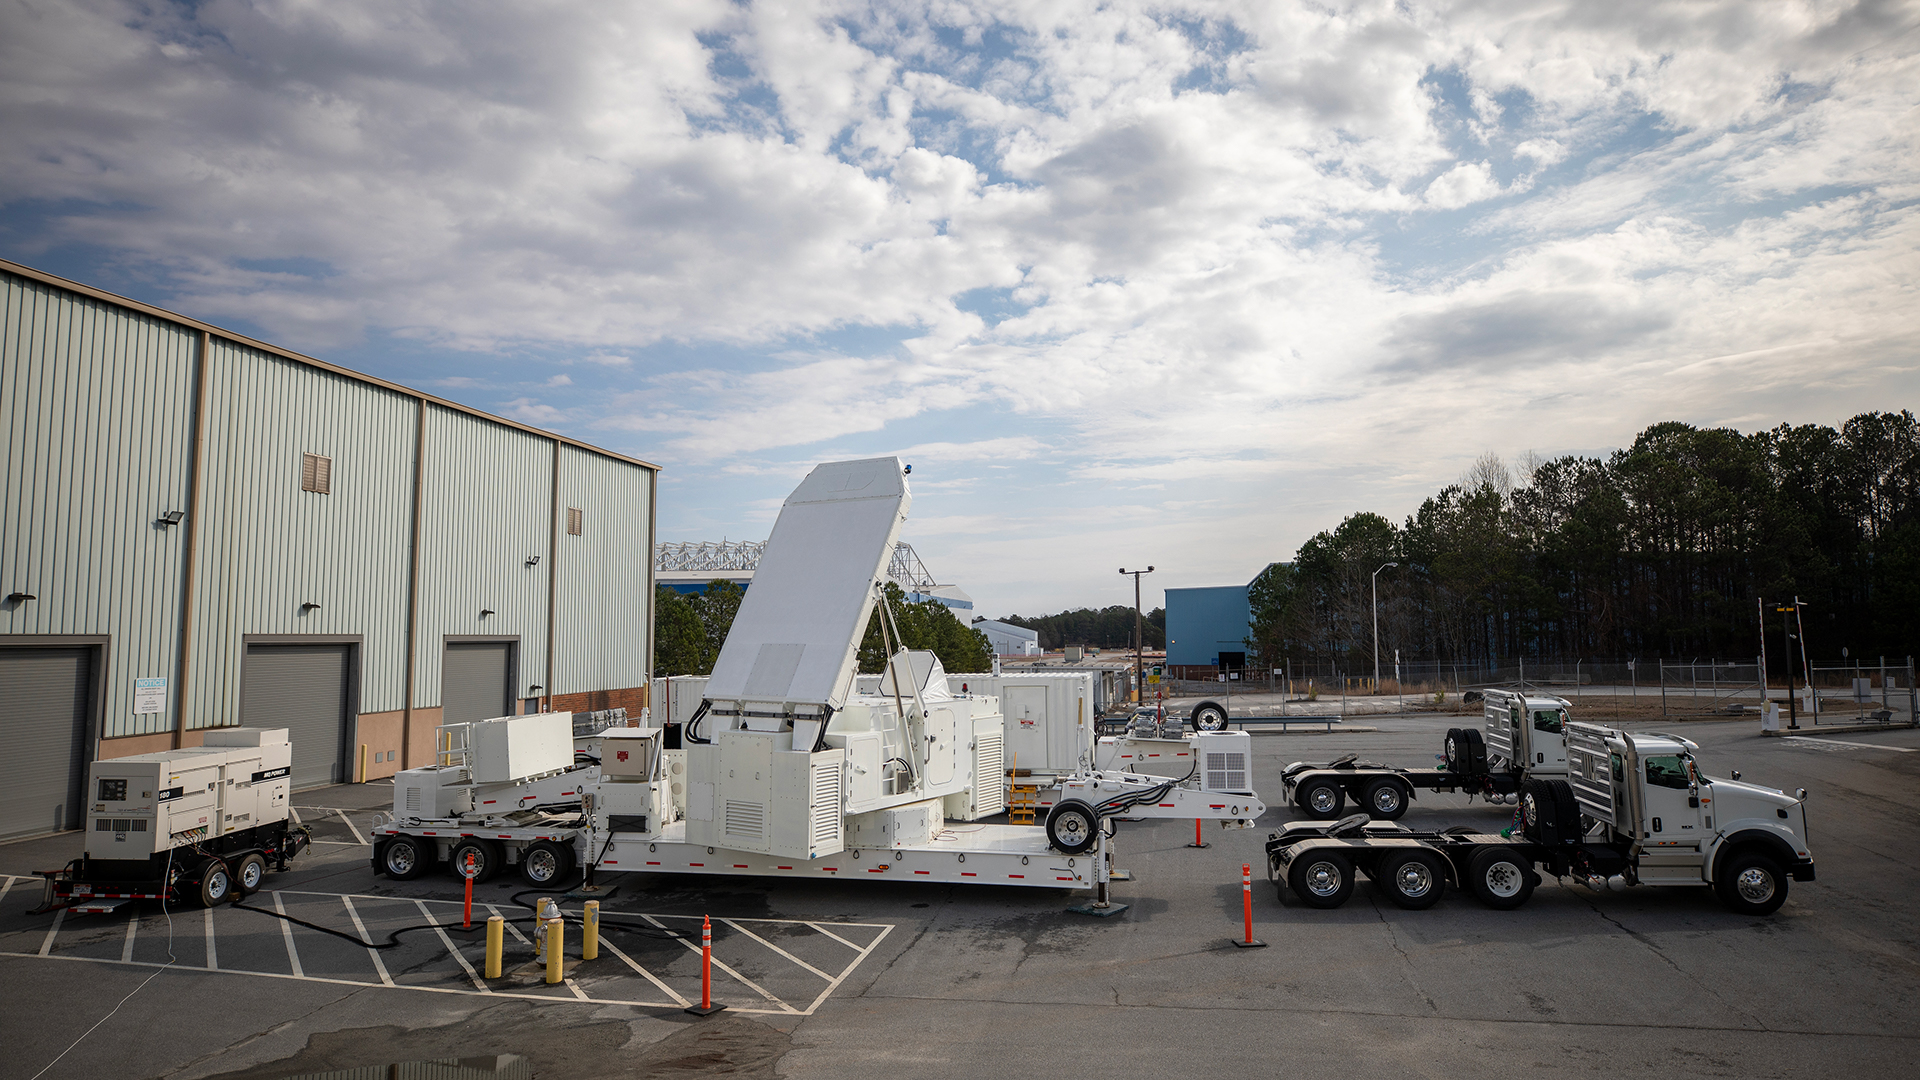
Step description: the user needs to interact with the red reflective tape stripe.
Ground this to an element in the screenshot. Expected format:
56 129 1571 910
1210 804 1225 809
961 872 977 877
734 864 749 869
604 860 618 865
1057 876 1073 881
1159 803 1175 807
689 862 704 867
1009 874 1024 878
777 866 793 870
1148 754 1160 758
914 870 930 875
822 867 838 872
869 868 884 873
645 861 661 866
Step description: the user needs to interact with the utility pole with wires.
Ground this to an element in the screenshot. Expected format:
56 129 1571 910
1120 566 1154 704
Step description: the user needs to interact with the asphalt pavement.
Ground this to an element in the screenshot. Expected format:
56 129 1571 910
3 712 1916 1080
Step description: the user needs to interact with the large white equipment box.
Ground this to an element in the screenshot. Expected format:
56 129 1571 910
86 728 292 858
469 713 573 783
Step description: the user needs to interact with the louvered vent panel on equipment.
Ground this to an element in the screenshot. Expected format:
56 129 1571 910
1205 751 1247 792
973 732 1005 816
810 760 841 850
724 799 766 842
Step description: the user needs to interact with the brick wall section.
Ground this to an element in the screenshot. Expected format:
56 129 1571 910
550 684 651 718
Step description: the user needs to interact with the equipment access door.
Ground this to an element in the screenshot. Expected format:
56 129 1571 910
0 644 95 839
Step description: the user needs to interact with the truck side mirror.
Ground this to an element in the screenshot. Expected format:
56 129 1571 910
1730 770 1741 780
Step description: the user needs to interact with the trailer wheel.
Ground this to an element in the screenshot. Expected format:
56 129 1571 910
197 859 233 907
1375 850 1447 910
1468 848 1535 910
380 836 431 880
450 839 504 883
235 852 268 893
519 841 575 886
1362 778 1410 820
1046 800 1099 855
1191 702 1230 732
1297 777 1346 820
1443 729 1464 771
1289 851 1354 908
1715 852 1788 916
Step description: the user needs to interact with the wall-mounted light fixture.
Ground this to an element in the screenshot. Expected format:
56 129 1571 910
156 510 185 527
300 602 322 613
6 592 35 603
525 555 541 567
480 608 495 618
528 684 544 693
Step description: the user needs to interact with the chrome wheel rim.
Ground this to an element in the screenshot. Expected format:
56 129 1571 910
1303 860 1343 898
1484 860 1523 898
1308 786 1338 813
388 844 416 875
1372 787 1401 813
1394 860 1434 898
1735 866 1776 904
526 849 558 882
1054 813 1091 847
1199 710 1226 731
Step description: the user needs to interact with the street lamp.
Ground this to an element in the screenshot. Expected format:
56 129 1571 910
1372 562 1398 692
1119 566 1155 704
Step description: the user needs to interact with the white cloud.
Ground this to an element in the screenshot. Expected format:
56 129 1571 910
3 0 1917 612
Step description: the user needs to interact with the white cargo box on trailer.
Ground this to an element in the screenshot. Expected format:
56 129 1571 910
945 671 1095 775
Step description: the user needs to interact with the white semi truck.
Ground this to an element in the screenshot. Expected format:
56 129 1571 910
1278 688 1573 819
33 728 311 911
1266 721 1814 915
370 458 1264 902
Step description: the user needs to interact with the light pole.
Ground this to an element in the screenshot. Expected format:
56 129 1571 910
1120 566 1155 704
1372 562 1398 692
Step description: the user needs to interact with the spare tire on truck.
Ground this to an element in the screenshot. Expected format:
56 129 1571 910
1521 779 1578 846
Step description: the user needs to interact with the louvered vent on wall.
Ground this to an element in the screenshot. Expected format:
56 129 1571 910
567 507 583 535
301 452 332 494
724 799 766 842
974 732 1005 816
810 760 842 848
1205 751 1248 792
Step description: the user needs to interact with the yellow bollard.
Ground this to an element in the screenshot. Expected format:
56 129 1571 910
484 916 504 979
544 918 563 985
583 900 600 961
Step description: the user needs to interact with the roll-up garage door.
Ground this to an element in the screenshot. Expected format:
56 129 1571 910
241 643 351 789
0 647 93 840
443 641 513 724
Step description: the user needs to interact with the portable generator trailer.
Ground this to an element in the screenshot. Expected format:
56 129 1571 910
34 728 311 913
371 458 1265 900
1266 721 1813 916
1279 689 1574 820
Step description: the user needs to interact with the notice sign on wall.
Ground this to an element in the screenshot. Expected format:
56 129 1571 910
133 677 167 714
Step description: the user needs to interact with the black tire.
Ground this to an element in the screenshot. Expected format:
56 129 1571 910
234 852 269 894
1715 852 1789 916
196 859 232 907
380 836 431 880
1362 778 1410 820
519 841 575 887
1443 728 1464 771
1374 849 1448 910
1046 800 1099 855
1191 702 1229 732
1461 729 1487 774
1468 847 1535 909
1553 780 1581 839
1288 850 1355 908
1521 778 1570 846
449 839 505 882
1296 777 1346 820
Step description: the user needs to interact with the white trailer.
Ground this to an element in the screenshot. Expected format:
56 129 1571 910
372 458 1263 904
35 728 311 911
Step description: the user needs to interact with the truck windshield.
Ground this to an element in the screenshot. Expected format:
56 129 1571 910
1532 710 1563 734
1645 755 1690 789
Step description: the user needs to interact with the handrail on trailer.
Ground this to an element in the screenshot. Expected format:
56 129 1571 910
1229 715 1344 732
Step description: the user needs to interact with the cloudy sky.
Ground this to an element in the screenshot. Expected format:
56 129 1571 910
4 1 1917 616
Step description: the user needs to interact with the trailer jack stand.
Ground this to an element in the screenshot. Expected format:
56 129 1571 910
1066 833 1130 918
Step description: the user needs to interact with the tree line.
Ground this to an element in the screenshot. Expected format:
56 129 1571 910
656 581 992 678
997 606 1166 650
1248 412 1919 677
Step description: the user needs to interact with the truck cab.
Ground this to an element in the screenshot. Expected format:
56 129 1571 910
1483 689 1571 775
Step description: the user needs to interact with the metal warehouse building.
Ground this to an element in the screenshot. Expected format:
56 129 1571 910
1 259 658 842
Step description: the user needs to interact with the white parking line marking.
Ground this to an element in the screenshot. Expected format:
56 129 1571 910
723 918 833 981
596 935 690 1007
122 914 138 962
640 913 798 1014
805 921 862 951
272 892 304 976
563 978 589 1001
339 895 393 987
204 907 218 970
415 899 489 993
802 922 894 1015
40 909 63 956
486 904 533 945
1780 736 1917 752
288 805 302 825
334 810 368 845
0 877 15 908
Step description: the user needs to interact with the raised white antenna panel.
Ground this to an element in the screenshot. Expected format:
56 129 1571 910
704 457 911 715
